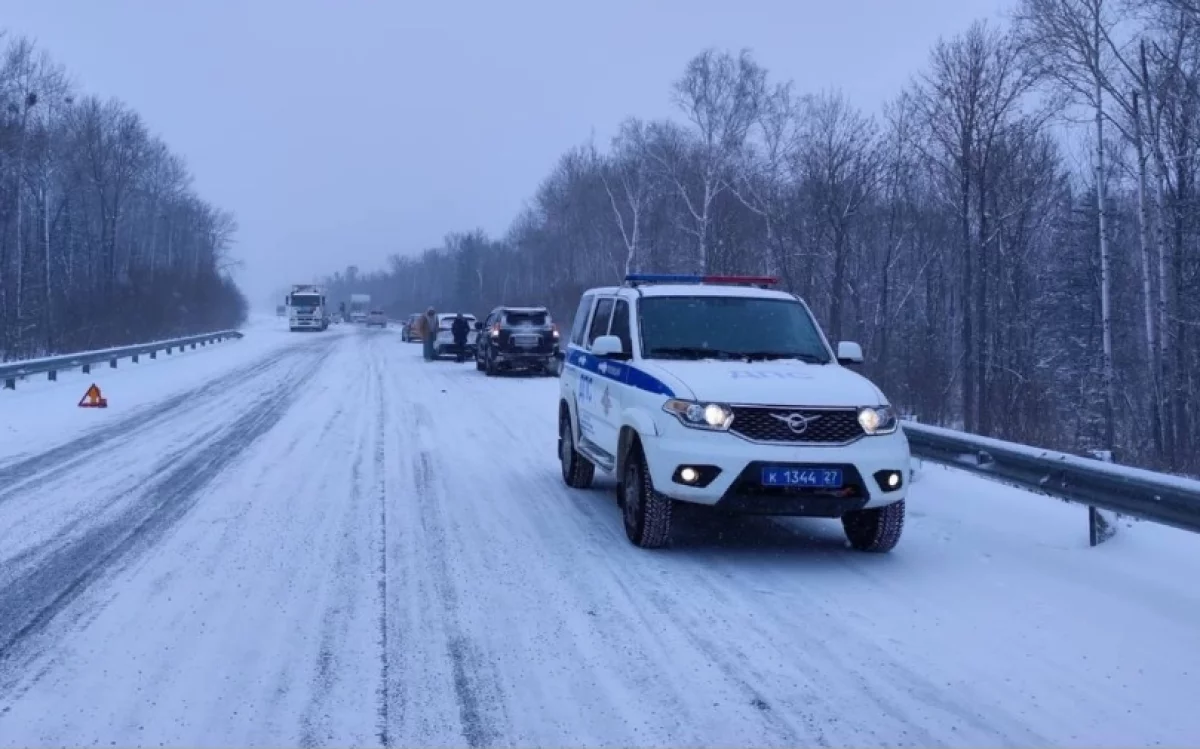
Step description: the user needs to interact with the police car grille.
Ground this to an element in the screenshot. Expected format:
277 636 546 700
729 407 864 444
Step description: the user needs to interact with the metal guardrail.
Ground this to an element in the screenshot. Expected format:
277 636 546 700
1 330 244 390
903 421 1200 539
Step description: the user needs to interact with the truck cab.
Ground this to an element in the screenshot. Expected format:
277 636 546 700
287 285 329 331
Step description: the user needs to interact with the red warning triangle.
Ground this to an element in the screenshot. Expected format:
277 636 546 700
78 383 108 408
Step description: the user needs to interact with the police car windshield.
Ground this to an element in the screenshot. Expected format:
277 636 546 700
639 296 831 363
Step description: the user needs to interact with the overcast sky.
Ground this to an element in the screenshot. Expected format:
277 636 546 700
7 0 1005 307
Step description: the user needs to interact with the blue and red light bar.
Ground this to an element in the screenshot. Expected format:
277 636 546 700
623 273 779 286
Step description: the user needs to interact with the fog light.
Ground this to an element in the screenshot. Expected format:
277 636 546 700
873 469 904 492
671 464 721 487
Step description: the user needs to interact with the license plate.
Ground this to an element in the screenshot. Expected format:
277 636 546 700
760 467 843 488
513 335 538 347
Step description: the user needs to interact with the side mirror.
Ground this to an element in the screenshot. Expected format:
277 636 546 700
591 334 625 358
836 341 864 365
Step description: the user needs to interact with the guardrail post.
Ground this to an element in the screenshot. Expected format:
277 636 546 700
901 413 919 483
48 370 56 382
82 363 90 374
166 347 172 354
110 358 117 369
1088 450 1119 547
132 354 139 364
190 343 196 350
150 350 157 360
3 378 13 390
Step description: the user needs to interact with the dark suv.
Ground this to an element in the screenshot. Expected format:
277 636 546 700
475 306 559 375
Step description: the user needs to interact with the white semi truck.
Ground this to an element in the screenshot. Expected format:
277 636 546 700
349 293 371 324
286 284 329 331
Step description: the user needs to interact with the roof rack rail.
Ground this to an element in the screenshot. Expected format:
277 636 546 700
623 273 779 288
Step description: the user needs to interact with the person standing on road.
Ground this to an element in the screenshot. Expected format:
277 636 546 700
413 311 427 349
451 312 470 362
422 307 437 361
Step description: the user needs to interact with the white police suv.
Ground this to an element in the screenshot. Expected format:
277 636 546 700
558 274 910 551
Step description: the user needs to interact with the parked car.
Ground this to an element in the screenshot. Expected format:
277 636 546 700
433 313 478 357
474 306 559 376
366 310 387 328
557 273 910 551
401 313 423 342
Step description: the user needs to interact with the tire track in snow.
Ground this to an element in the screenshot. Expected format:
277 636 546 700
295 391 358 749
374 345 392 748
295 331 391 748
677 553 1043 745
0 342 334 691
0 337 329 504
572 535 829 746
0 339 337 580
637 581 822 747
408 402 503 748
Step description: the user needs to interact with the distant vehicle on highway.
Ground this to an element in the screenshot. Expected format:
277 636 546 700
474 306 559 376
349 293 371 324
401 313 423 342
433 312 477 357
286 284 329 331
366 310 387 328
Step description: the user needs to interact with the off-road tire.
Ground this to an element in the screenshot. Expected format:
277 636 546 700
842 500 905 552
621 446 672 549
559 409 595 489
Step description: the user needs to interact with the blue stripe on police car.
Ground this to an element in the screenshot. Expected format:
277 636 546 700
566 346 675 397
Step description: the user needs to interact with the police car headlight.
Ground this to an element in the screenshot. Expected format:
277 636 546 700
857 406 898 435
663 399 733 431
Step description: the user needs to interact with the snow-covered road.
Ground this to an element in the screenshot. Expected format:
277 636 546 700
1 324 1198 747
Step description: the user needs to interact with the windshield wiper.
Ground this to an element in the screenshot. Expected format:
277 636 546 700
739 351 830 364
647 346 740 360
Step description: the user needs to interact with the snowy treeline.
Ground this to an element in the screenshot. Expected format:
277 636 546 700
0 33 245 361
326 0 1200 474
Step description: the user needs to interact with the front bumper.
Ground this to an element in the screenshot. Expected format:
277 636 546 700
640 422 910 514
291 318 322 328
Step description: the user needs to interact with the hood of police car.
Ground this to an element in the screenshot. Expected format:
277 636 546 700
643 359 887 407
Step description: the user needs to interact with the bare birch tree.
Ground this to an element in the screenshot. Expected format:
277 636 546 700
0 33 245 360
600 118 655 275
650 49 767 272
